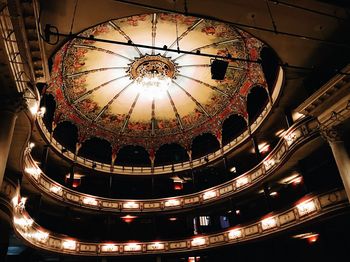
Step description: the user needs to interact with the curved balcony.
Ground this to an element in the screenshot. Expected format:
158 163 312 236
36 67 284 175
10 186 348 256
24 117 320 213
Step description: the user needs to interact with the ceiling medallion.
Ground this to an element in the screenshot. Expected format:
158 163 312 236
129 54 177 99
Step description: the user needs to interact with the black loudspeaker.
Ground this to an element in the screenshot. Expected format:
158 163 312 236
211 59 229 80
44 24 52 42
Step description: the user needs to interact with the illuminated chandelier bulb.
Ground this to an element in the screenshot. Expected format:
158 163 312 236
136 71 171 100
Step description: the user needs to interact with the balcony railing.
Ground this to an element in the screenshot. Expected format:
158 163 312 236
36 67 284 175
24 117 320 213
9 185 348 256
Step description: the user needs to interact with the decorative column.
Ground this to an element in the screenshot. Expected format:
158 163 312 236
0 94 26 188
323 127 350 202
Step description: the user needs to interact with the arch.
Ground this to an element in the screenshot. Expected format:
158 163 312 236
116 145 150 167
155 143 189 166
191 133 220 159
78 137 112 164
52 121 78 152
260 46 280 93
42 94 56 132
247 85 269 124
222 114 247 145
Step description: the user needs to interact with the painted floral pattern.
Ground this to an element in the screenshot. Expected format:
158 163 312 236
47 13 270 151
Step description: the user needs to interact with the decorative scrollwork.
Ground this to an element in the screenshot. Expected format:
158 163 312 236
320 126 343 143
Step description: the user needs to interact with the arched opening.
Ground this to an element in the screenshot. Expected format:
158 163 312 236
191 133 220 159
222 114 247 145
53 121 78 152
78 137 112 164
116 145 150 166
42 94 56 131
260 47 279 93
155 143 189 166
247 85 269 124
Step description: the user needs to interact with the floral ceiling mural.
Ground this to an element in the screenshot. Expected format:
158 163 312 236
48 12 267 158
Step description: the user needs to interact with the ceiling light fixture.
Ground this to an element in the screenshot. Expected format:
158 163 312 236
135 71 172 100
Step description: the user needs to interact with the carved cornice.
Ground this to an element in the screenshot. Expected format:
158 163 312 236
12 189 348 256
320 126 343 143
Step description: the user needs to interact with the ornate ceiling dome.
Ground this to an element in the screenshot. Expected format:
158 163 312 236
48 12 268 160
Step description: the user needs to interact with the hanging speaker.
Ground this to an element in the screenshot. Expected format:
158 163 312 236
211 59 229 80
44 24 52 43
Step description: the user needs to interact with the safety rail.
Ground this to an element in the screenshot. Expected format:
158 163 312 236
25 117 320 213
36 67 284 175
10 186 348 256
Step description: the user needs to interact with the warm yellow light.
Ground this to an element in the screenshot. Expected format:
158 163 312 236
202 190 217 200
228 228 242 239
261 217 277 230
82 197 98 206
13 217 33 228
236 176 249 188
25 167 41 179
123 202 139 209
165 199 181 207
296 200 316 216
124 243 141 251
31 230 49 242
275 129 285 137
269 191 278 197
38 107 46 116
101 244 118 252
191 237 206 247
135 73 172 100
258 142 270 153
62 240 76 250
50 185 62 195
229 166 237 173
29 105 39 115
147 242 165 250
264 158 276 170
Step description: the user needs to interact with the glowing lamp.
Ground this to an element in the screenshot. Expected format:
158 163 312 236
62 240 76 250
147 242 165 250
121 215 136 223
165 199 181 207
296 200 316 217
174 181 183 190
261 217 277 230
101 244 118 252
124 243 141 252
236 176 249 188
202 190 217 200
307 234 319 244
82 197 98 206
191 237 206 247
123 202 139 209
228 229 242 239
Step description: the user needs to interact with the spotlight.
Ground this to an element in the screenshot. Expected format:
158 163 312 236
210 59 228 80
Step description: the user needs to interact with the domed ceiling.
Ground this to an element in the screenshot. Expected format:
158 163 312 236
48 13 267 157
